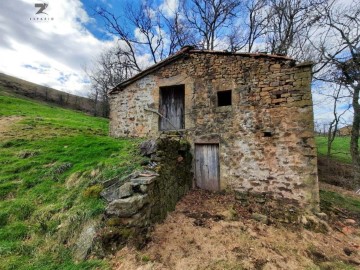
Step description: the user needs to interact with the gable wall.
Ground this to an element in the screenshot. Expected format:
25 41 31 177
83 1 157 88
109 53 319 212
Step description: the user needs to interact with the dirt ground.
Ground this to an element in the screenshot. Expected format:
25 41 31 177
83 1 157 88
111 187 360 270
0 116 23 138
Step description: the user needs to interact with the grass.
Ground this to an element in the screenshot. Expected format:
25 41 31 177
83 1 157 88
0 88 143 269
316 136 360 219
315 136 355 164
0 72 95 115
320 189 360 218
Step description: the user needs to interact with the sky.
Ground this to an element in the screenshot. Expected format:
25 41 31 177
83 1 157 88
0 0 353 127
0 0 181 96
0 0 127 96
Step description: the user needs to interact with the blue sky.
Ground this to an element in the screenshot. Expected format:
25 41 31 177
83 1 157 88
80 0 126 40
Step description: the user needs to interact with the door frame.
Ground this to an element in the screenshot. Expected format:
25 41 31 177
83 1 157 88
158 85 185 131
194 143 220 191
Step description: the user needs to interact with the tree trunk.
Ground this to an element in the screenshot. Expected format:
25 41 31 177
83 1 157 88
327 121 335 158
350 85 360 183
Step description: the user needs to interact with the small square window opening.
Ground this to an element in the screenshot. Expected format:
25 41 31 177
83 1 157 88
263 131 272 137
217 90 232 106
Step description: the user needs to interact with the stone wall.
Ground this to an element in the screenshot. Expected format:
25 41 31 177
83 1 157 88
109 51 319 212
97 137 192 252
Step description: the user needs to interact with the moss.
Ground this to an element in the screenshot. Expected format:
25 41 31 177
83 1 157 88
118 227 136 239
148 137 193 224
106 217 122 227
140 254 151 262
83 184 103 198
97 227 136 254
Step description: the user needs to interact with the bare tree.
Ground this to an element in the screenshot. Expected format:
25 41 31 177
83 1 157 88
95 1 188 69
323 84 351 158
311 0 360 176
161 7 196 54
182 0 242 50
85 45 135 117
228 0 267 52
265 0 324 57
243 0 268 52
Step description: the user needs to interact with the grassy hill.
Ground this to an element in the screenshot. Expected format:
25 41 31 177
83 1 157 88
316 136 360 190
0 73 101 116
316 136 353 164
0 88 143 269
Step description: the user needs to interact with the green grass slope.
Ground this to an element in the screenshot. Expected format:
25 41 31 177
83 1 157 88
0 88 142 269
0 73 100 115
316 135 360 223
316 136 355 163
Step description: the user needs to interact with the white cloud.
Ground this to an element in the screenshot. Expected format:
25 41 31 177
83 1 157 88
159 0 179 18
312 83 353 130
0 0 114 96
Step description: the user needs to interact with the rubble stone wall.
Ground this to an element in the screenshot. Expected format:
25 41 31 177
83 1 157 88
109 52 319 212
98 138 192 252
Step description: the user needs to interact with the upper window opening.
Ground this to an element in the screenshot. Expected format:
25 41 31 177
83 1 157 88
217 90 232 107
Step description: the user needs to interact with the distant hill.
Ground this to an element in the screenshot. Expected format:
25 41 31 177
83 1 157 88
0 73 101 115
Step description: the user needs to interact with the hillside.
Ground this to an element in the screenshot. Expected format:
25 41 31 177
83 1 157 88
0 73 101 116
1 88 360 269
0 89 142 269
316 136 360 190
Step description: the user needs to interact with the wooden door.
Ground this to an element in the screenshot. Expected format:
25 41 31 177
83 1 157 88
159 85 184 130
195 144 220 191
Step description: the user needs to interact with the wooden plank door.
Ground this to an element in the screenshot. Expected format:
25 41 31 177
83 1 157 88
159 85 184 130
195 144 220 191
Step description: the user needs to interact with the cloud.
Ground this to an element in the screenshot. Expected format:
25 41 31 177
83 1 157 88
0 0 114 96
159 0 179 18
312 83 353 129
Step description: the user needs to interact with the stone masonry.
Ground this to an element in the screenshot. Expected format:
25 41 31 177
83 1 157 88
95 138 192 253
109 47 319 213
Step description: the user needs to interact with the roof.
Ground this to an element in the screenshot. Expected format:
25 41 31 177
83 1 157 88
110 46 297 94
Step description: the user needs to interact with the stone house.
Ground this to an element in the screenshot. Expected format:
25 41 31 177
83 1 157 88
109 46 319 213
337 125 353 136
